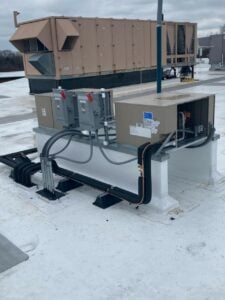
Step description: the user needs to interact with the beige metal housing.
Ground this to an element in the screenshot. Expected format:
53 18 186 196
115 93 215 146
35 93 63 130
10 16 197 80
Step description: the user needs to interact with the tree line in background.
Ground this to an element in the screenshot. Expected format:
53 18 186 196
0 50 24 72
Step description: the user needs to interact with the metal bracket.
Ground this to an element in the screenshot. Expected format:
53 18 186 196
37 188 65 201
56 178 83 192
93 193 122 209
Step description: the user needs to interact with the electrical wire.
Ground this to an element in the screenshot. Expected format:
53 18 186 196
97 133 116 137
54 133 94 164
46 130 94 164
95 131 137 165
41 129 82 158
187 124 215 149
49 134 76 158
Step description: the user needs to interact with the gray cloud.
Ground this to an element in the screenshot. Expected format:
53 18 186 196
1 0 225 50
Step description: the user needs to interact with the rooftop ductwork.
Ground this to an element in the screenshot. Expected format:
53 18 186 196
56 19 79 51
10 19 52 53
29 52 55 75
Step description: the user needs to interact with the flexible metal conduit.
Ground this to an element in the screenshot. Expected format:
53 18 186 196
41 129 82 158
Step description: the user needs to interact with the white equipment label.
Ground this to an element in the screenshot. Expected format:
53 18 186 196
129 125 152 138
129 111 160 138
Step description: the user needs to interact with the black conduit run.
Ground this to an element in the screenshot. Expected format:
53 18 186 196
0 148 37 168
41 128 161 205
108 142 161 204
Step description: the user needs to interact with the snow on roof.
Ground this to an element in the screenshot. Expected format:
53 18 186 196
0 78 34 119
0 71 25 78
0 69 225 299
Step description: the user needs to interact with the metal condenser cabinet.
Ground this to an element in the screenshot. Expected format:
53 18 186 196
115 93 215 147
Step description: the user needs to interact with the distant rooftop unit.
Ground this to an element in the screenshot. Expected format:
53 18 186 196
10 16 197 93
198 34 225 66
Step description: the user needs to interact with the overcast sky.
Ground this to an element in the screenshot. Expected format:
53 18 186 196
1 0 225 50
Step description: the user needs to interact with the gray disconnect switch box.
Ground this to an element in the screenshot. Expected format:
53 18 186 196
52 89 79 128
51 89 113 131
76 91 113 131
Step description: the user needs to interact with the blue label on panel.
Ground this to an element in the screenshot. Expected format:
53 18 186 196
143 112 153 120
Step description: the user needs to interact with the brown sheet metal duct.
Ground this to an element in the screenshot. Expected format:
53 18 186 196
167 23 176 55
10 19 52 52
56 19 79 50
186 25 194 54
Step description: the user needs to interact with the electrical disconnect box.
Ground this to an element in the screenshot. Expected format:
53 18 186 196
76 90 113 131
52 89 79 128
52 88 113 131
